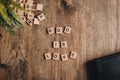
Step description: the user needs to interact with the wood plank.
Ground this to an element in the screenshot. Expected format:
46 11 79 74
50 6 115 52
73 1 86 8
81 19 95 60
0 0 119 80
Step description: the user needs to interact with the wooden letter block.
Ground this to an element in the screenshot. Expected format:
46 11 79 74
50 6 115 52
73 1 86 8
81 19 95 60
27 12 34 20
37 4 43 11
47 27 54 34
56 27 63 34
34 18 39 25
53 53 59 60
70 52 77 59
61 41 67 48
44 53 51 60
25 4 32 11
26 19 33 26
61 54 68 61
64 27 71 34
53 41 60 48
37 13 45 21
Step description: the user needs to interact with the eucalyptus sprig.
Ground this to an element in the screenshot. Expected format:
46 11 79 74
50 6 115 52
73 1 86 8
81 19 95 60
0 0 24 37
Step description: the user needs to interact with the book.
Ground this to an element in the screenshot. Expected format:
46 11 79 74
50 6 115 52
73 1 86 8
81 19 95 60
87 53 120 80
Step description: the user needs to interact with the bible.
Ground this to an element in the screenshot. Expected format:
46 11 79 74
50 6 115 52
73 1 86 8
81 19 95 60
87 53 120 80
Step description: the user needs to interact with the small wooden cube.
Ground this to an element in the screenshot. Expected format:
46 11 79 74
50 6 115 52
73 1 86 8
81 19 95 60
34 18 39 25
61 41 68 48
70 52 77 59
25 4 32 11
47 27 54 34
56 27 63 34
37 4 43 11
64 27 72 34
27 12 34 20
26 19 33 26
61 54 68 61
53 53 59 60
53 41 60 48
37 13 45 21
44 53 51 60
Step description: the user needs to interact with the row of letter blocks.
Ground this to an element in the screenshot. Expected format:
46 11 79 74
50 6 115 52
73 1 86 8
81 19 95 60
44 52 77 61
53 41 67 48
47 27 71 34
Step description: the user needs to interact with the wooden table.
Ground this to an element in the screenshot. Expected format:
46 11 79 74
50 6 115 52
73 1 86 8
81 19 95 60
0 0 120 80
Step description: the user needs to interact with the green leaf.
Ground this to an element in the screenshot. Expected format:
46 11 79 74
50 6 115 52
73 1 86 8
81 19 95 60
0 0 11 26
0 0 25 36
0 15 16 35
7 5 24 26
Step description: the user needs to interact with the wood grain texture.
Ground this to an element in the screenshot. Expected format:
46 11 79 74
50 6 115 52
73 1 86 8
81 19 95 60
0 0 119 80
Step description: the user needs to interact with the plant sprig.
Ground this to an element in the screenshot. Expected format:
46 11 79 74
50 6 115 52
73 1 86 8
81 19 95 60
0 0 24 36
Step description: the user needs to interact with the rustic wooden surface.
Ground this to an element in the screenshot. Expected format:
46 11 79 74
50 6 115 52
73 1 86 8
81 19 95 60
0 0 120 80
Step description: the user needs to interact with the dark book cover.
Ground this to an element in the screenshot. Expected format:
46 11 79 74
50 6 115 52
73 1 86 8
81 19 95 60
87 53 120 80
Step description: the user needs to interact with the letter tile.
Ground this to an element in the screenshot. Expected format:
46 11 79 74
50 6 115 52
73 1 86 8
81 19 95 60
64 27 71 34
70 52 77 59
44 53 51 60
61 54 68 61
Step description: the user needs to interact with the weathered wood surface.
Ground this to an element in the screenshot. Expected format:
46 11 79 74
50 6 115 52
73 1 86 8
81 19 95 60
0 0 120 80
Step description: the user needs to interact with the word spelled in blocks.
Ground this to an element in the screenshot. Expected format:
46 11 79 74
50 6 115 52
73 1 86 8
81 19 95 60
61 54 68 61
37 13 46 21
46 27 72 35
53 53 60 60
64 27 72 34
61 41 68 48
44 52 77 61
44 53 51 60
34 18 39 25
47 27 54 34
56 27 63 34
70 52 77 59
53 41 60 48
53 41 68 48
